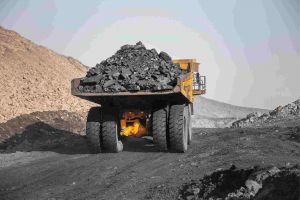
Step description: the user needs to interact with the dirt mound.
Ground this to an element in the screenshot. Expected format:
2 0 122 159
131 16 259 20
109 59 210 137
231 99 300 128
0 27 93 123
0 110 87 154
0 110 85 143
179 165 300 200
79 41 185 92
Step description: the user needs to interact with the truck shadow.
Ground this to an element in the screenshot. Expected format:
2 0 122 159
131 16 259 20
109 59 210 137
0 122 160 154
0 122 90 154
121 137 159 152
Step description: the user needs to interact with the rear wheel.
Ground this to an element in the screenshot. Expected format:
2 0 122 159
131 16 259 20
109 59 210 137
169 104 188 152
152 106 168 151
86 107 102 153
102 114 123 153
187 104 192 144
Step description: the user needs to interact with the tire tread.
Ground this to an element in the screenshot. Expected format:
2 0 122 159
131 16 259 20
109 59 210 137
86 107 102 153
152 107 168 151
102 114 123 153
169 104 187 152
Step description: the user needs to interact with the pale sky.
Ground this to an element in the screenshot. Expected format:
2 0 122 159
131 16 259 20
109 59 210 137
0 0 299 109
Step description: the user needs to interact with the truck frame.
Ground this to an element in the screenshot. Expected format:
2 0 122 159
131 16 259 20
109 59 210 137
71 59 206 153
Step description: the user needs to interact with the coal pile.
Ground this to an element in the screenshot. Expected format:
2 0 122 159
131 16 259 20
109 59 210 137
79 42 185 93
179 165 300 200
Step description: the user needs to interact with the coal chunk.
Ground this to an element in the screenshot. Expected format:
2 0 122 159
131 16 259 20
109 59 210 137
79 41 186 92
81 74 102 84
159 51 172 63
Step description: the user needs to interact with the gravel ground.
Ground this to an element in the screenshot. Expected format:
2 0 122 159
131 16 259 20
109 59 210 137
179 164 299 200
0 120 299 200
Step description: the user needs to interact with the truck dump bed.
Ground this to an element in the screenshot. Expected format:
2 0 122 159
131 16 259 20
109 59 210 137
71 72 196 104
71 59 206 107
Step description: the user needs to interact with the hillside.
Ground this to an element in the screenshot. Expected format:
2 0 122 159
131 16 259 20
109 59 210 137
0 27 92 123
192 96 269 128
193 96 268 118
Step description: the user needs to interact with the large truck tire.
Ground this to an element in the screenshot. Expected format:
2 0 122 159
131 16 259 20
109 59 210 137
187 104 192 144
86 107 102 153
169 104 188 152
102 114 123 153
152 106 168 151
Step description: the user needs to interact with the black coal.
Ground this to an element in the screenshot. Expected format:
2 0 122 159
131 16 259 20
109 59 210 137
79 42 186 93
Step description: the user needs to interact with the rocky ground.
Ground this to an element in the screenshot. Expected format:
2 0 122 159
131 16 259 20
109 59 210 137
0 112 299 200
179 165 299 200
232 99 300 128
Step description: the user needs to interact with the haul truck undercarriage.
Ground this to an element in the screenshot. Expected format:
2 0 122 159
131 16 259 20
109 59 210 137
71 59 206 153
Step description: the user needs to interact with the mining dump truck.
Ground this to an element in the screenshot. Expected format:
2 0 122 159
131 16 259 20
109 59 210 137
71 59 206 153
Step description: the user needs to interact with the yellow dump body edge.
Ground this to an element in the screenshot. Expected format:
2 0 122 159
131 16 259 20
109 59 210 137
71 73 194 103
71 59 206 104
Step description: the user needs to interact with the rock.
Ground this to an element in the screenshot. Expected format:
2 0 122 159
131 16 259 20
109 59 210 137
81 74 102 84
121 68 132 77
186 195 194 200
159 51 172 63
192 187 200 195
103 80 116 88
95 85 102 92
245 179 261 194
120 44 134 50
270 106 283 116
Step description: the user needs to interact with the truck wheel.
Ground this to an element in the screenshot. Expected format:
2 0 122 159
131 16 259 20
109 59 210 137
86 107 102 153
187 104 192 144
169 104 188 152
152 106 168 151
102 114 123 153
